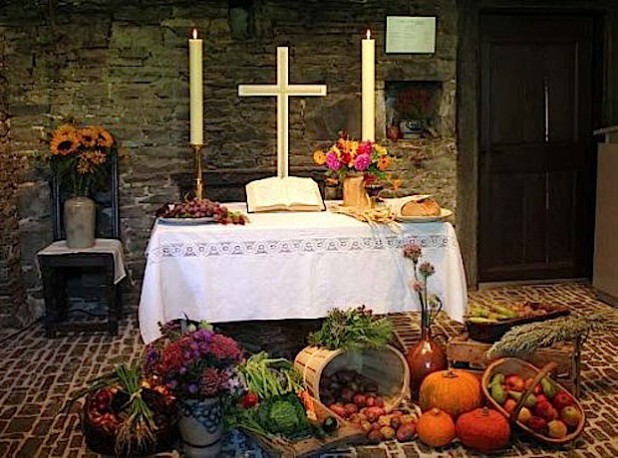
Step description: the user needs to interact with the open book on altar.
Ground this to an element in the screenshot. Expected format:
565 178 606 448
245 176 325 213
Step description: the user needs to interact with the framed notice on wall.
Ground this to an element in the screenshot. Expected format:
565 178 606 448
385 16 436 54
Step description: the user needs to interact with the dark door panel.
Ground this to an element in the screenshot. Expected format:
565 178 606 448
479 13 596 282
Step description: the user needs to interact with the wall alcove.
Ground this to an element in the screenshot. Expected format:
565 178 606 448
384 81 443 139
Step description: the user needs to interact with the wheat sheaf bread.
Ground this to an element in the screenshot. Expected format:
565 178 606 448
401 197 441 217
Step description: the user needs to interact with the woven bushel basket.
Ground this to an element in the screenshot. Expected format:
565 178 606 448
294 344 410 413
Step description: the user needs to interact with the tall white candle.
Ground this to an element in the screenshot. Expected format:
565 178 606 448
361 29 375 142
189 29 203 145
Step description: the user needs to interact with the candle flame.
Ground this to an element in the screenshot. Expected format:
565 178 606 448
366 29 371 39
192 28 198 39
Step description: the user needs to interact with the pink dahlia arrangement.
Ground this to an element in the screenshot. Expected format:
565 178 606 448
313 131 392 184
143 320 245 400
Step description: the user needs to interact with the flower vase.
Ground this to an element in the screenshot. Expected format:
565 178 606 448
406 324 447 399
342 175 372 208
64 196 96 249
178 398 223 458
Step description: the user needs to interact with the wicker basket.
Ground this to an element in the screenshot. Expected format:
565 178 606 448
82 391 177 457
294 345 410 413
481 358 585 445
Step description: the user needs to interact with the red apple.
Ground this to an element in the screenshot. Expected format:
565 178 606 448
534 400 558 421
365 396 376 407
505 374 525 392
560 406 582 427
536 394 548 404
552 392 574 412
527 416 548 434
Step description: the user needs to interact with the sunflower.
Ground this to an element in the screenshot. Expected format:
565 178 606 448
78 127 98 148
81 150 108 166
93 126 114 148
77 156 93 174
313 149 327 166
377 155 391 171
50 130 78 156
52 124 77 139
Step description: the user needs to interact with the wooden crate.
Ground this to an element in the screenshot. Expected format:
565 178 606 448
241 397 365 457
446 334 581 396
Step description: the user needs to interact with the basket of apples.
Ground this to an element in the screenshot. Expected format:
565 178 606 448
482 358 585 444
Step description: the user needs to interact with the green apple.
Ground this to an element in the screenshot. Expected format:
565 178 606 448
560 406 582 427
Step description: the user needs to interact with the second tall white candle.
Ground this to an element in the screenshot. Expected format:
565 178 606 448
361 30 375 142
189 29 203 146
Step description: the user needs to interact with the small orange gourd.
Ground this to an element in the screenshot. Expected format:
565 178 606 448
416 408 456 447
419 369 482 418
456 407 511 452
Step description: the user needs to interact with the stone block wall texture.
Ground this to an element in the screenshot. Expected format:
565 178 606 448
0 30 28 326
0 0 457 324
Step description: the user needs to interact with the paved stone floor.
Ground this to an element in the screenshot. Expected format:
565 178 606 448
0 282 617 457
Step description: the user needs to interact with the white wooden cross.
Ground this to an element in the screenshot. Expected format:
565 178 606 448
238 47 327 178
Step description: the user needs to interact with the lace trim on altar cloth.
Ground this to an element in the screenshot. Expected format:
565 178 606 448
147 234 455 260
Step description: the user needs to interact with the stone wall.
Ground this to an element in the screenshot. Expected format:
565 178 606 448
0 30 28 326
0 0 457 324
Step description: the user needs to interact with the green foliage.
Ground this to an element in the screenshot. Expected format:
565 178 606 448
240 352 303 400
308 305 393 351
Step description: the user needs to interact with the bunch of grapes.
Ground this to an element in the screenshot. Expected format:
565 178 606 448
156 198 247 225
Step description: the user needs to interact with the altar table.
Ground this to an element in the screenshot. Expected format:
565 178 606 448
138 203 467 344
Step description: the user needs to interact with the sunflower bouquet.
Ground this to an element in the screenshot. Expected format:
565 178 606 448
312 132 391 185
49 123 116 196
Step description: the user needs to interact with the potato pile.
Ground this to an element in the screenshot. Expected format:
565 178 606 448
320 369 418 443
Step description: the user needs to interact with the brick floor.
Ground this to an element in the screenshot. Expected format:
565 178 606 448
0 282 616 457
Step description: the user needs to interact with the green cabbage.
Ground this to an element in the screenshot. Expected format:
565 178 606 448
256 393 310 439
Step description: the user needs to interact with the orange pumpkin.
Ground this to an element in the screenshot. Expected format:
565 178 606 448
416 408 456 447
456 407 511 452
419 369 482 418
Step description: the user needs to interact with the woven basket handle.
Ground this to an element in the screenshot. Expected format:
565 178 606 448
509 361 557 426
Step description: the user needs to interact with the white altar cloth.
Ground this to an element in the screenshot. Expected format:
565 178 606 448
139 203 467 344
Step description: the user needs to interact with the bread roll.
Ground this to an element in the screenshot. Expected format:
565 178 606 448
401 197 441 217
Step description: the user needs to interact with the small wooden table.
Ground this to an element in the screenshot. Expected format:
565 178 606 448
37 239 126 337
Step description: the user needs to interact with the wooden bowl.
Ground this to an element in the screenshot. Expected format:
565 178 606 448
481 358 585 445
466 303 570 343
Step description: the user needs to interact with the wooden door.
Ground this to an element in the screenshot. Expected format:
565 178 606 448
479 14 597 282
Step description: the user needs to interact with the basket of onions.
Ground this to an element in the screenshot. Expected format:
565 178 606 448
82 364 177 457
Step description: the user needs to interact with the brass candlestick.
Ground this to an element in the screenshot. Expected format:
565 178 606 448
192 144 204 200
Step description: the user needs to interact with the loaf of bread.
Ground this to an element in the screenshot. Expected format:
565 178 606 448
401 197 441 217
